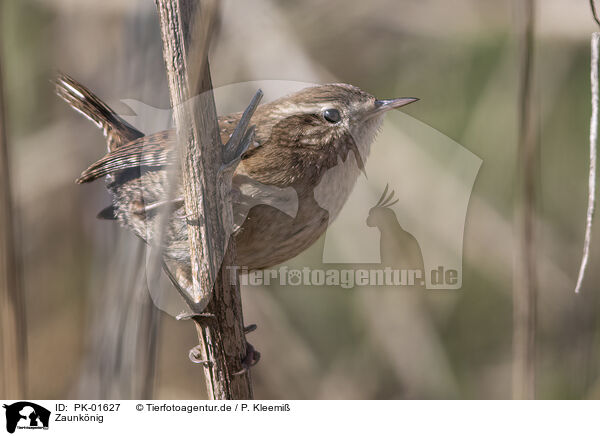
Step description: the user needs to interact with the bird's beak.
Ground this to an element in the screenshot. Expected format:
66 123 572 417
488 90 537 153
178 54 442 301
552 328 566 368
375 97 419 110
361 97 419 121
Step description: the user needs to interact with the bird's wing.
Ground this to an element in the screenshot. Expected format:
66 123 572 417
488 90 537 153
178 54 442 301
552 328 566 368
77 130 176 183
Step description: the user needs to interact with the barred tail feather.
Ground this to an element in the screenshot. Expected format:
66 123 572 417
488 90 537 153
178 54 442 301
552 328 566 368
54 72 144 151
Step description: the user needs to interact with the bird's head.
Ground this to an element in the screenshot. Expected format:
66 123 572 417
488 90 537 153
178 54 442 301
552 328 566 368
240 83 418 190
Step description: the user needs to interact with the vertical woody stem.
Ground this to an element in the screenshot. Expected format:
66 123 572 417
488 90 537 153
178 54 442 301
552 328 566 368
155 0 253 399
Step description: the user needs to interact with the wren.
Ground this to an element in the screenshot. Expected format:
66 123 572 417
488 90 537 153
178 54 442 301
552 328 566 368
56 73 417 294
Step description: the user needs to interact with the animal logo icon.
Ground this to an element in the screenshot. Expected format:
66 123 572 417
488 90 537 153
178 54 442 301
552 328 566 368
367 184 424 281
2 402 50 433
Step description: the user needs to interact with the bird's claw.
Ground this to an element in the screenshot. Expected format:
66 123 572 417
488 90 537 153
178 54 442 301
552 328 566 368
220 126 257 176
222 89 263 165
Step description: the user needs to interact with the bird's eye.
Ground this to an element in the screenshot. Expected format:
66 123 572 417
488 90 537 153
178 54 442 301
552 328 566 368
323 108 341 123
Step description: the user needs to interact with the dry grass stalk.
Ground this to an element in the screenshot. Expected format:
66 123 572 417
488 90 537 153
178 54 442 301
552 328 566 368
0 43 26 399
512 0 537 400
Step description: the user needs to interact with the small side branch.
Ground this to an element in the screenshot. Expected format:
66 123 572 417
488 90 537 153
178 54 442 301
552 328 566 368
591 0 600 28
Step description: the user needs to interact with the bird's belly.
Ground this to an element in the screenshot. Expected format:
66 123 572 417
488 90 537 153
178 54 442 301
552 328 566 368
234 202 329 270
109 153 364 271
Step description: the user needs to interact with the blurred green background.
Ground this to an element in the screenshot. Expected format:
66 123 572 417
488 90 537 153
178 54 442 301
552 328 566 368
1 0 600 399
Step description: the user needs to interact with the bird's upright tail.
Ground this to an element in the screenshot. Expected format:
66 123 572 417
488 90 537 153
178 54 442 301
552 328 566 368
54 72 144 151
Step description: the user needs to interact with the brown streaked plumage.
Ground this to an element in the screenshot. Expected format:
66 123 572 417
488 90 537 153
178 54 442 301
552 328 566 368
56 73 417 292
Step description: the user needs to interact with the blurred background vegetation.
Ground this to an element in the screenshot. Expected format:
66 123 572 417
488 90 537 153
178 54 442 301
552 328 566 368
1 0 600 399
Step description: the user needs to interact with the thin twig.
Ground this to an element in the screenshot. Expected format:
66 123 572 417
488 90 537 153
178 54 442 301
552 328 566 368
574 33 599 294
591 0 600 28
